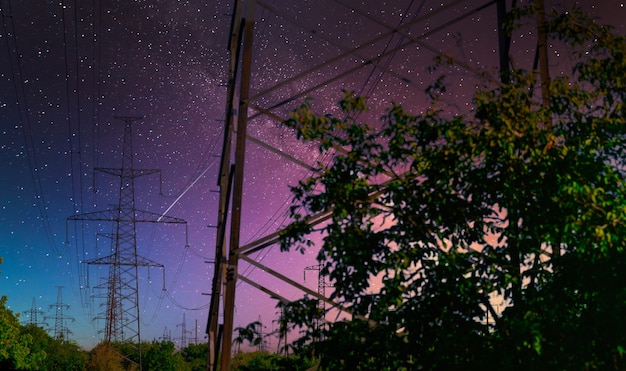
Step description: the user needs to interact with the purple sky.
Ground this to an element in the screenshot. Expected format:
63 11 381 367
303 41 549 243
1 0 624 350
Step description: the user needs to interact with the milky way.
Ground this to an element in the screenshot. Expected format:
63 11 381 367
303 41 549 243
1 0 624 349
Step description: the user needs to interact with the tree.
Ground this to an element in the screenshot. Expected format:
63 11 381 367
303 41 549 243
142 340 189 371
231 351 317 371
21 324 87 371
231 351 277 371
279 5 626 370
0 258 46 370
179 342 208 371
233 321 262 353
86 342 124 371
42 339 87 371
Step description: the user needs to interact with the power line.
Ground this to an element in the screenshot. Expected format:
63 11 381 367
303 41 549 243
0 0 62 257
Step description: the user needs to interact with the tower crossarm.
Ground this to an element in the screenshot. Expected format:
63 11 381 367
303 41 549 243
132 210 187 224
86 253 166 268
67 209 116 221
135 255 165 268
66 209 187 224
85 254 116 265
95 167 161 178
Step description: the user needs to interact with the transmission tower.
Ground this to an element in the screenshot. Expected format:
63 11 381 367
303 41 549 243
255 316 268 352
204 0 527 368
177 312 191 348
304 264 332 341
67 116 188 368
22 297 47 328
160 326 172 342
304 264 330 316
274 307 289 356
46 287 75 340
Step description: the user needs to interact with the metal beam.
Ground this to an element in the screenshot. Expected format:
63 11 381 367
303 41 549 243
220 1 255 369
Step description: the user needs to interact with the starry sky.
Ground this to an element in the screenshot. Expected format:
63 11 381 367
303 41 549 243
1 0 624 350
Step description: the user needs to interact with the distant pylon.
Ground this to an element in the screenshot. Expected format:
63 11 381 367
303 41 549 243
66 116 188 368
160 326 172 342
256 315 266 352
194 318 198 345
46 287 75 340
22 297 47 327
177 312 191 348
304 264 331 320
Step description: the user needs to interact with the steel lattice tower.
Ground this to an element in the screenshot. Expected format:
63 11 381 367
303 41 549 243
67 116 188 368
177 312 191 348
304 264 333 346
22 297 47 328
46 286 75 340
304 264 329 314
207 1 522 369
160 326 172 342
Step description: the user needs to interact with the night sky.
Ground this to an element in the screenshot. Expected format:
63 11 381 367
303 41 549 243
1 0 624 350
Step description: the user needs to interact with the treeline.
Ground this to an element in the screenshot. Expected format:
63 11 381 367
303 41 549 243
1 295 313 371
0 301 201 371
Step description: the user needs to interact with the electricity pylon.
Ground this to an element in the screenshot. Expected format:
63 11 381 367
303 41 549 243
209 0 518 369
160 326 172 342
304 264 332 336
67 116 188 368
22 297 47 328
46 286 75 340
304 264 330 315
177 312 191 348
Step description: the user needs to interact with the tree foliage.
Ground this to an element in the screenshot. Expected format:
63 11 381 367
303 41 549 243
87 342 124 371
179 342 208 371
21 324 87 371
233 321 263 353
279 6 626 370
231 350 317 371
0 258 47 370
142 341 189 371
88 340 195 371
0 296 47 370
